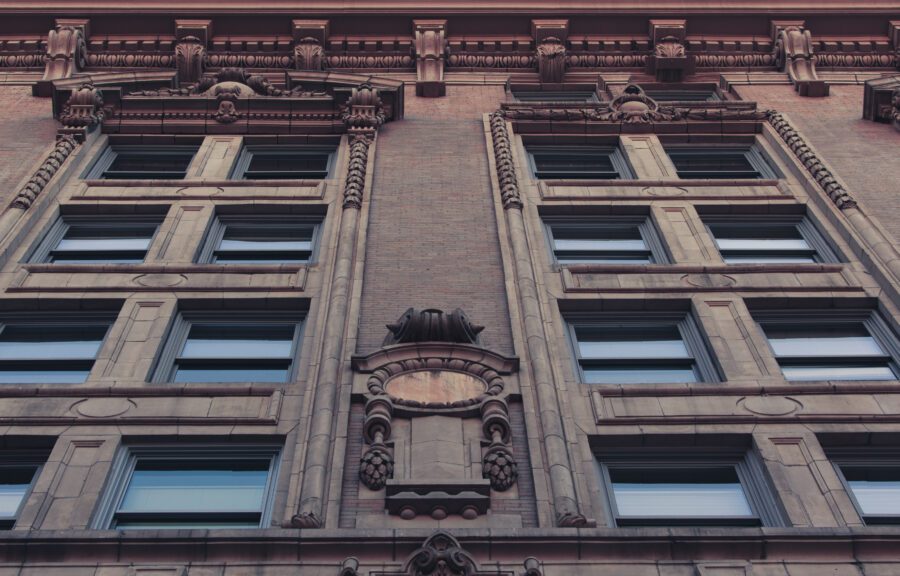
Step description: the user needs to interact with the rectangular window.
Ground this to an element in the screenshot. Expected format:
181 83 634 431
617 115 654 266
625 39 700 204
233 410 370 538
0 319 113 384
644 89 720 102
569 314 718 384
30 216 163 264
526 146 633 180
0 462 42 529
231 146 335 180
198 215 320 264
154 313 303 384
545 219 667 265
598 451 779 527
512 90 599 103
665 146 777 179
704 217 837 264
98 446 280 530
754 312 899 382
86 146 199 180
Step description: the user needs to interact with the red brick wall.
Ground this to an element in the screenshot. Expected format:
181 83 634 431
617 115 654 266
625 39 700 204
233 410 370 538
737 84 900 241
0 87 58 203
357 85 514 354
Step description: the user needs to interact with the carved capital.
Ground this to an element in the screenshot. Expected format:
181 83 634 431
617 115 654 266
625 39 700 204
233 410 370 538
294 37 325 71
11 136 79 210
342 84 386 135
773 21 829 97
413 20 447 97
58 83 104 130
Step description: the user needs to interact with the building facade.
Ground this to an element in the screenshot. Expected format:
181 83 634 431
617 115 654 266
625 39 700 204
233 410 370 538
0 1 899 575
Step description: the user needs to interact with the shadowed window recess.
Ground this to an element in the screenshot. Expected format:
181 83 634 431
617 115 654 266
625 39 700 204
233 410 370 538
568 314 719 384
704 216 839 265
0 461 43 529
85 146 199 180
197 215 321 265
544 218 668 265
665 146 778 179
526 145 633 180
0 319 114 384
153 313 304 384
230 146 336 180
29 215 164 264
96 445 281 530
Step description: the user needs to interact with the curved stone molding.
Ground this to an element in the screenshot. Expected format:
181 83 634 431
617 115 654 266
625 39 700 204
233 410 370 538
767 112 857 209
11 136 79 210
488 111 523 210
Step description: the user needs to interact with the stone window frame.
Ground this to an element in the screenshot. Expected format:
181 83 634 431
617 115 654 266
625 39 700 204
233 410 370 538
595 446 784 527
0 449 50 529
91 443 282 530
195 212 324 265
541 214 671 266
26 212 167 265
525 144 635 180
663 144 780 180
228 144 338 180
698 211 841 265
827 448 900 525
565 310 721 385
83 145 201 180
0 310 119 385
149 310 306 384
750 308 900 383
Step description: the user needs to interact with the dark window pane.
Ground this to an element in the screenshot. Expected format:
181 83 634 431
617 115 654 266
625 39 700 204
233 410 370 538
668 150 762 179
763 325 885 358
213 223 315 264
533 152 615 173
247 153 329 173
108 153 193 173
0 467 37 519
576 326 689 360
0 325 106 360
180 325 294 359
49 222 157 264
514 91 596 102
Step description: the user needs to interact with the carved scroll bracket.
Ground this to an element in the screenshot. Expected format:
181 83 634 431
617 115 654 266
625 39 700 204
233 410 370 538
647 20 694 82
413 20 447 97
773 21 829 97
35 20 89 97
175 20 211 86
532 20 568 84
293 20 328 71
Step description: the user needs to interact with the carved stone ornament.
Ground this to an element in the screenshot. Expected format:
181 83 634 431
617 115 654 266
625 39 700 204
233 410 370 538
774 25 829 97
654 36 685 58
59 83 104 129
130 67 323 98
11 136 79 210
767 112 857 209
41 25 87 82
339 536 542 576
359 441 394 490
384 308 484 346
488 111 523 210
343 135 372 209
294 37 325 71
175 35 206 85
342 84 386 135
413 20 448 97
536 36 566 83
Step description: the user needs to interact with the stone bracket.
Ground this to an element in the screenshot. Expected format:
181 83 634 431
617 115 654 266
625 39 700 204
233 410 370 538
772 20 829 97
35 19 89 97
647 19 694 82
413 19 447 97
293 19 328 71
533 19 568 84
174 20 211 86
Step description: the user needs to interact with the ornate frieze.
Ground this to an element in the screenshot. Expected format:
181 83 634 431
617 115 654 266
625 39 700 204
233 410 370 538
11 136 79 210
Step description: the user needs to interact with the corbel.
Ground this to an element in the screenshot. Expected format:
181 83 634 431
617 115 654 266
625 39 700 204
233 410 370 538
174 20 211 86
480 398 518 491
57 83 104 140
293 19 328 71
413 20 447 97
35 19 89 97
890 21 900 70
772 20 829 97
532 19 568 84
646 19 694 82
